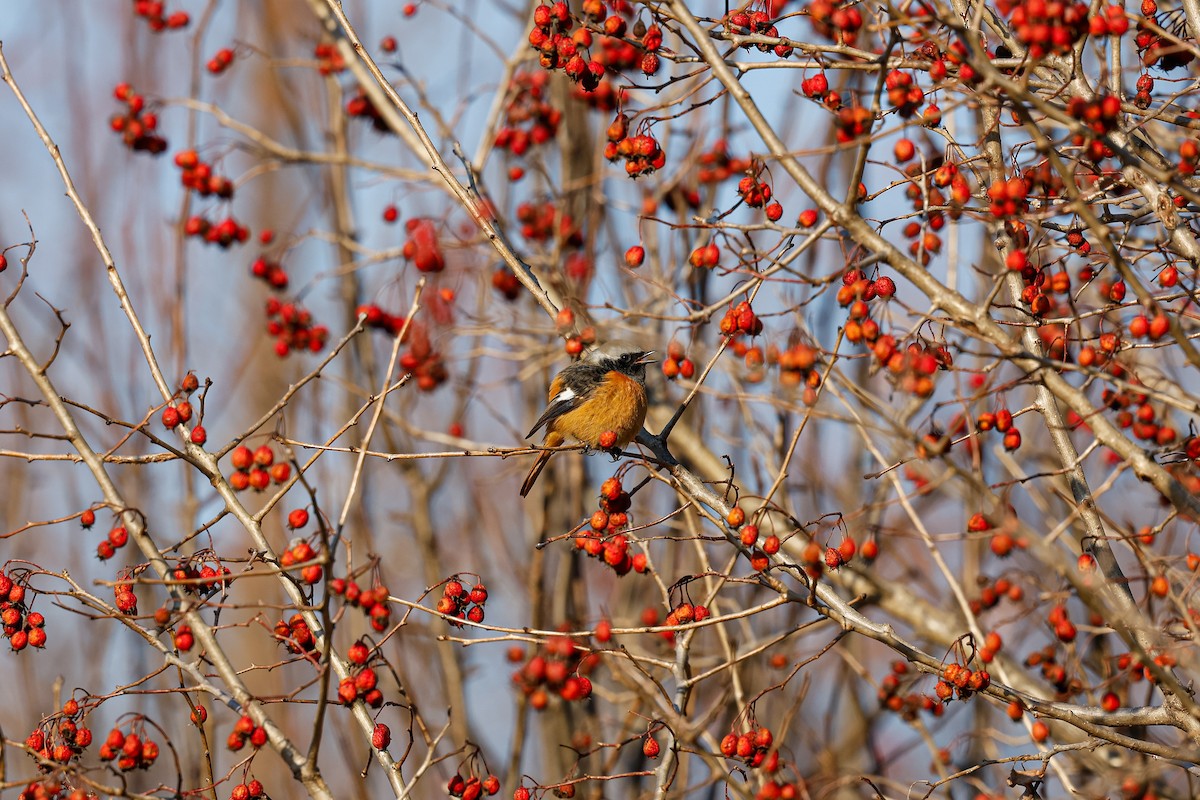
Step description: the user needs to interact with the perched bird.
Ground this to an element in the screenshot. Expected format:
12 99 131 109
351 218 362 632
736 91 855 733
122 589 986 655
520 340 655 497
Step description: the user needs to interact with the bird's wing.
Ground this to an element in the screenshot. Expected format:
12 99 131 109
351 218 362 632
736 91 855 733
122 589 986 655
525 385 582 439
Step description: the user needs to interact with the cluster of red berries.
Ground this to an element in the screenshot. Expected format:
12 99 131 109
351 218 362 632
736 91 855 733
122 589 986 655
719 724 774 768
110 83 166 154
1065 93 1121 161
398 324 449 392
688 241 721 269
160 396 195 432
565 250 594 286
1074 316 1122 365
660 340 696 380
997 0 1089 58
24 699 92 768
696 139 753 184
131 1 189 31
834 105 872 144
314 41 346 75
96 524 130 561
840 268 897 307
1046 603 1078 643
173 150 235 198
1136 0 1194 69
114 576 138 615
725 10 793 57
184 214 251 248
788 539 832 578
206 47 235 74
883 340 948 398
820 537 859 570
737 172 773 209
884 70 924 117
1179 137 1200 176
1024 645 1079 702
1100 378 1181 447
1009 260 1070 320
575 478 650 576
633 606 677 644
529 2 605 90
515 201 583 246
562 324 598 358
226 715 269 751
1116 649 1176 685
264 298 328 358
967 573 1024 615
401 218 445 273
356 303 408 335
878 660 946 720
1088 3 1130 35
934 661 991 702
172 623 194 651
976 403 1024 448
345 90 388 132
772 341 821 395
569 67 623 111
274 613 316 655
719 301 763 338
250 256 288 290
446 773 500 799
755 777 806 800
0 573 43 651
337 663 383 708
18 781 91 800
491 267 522 300
603 114 666 178
738 523 782 564
167 556 231 597
579 0 637 53
329 578 392 632
229 443 292 491
806 0 864 45
636 25 665 75
436 577 489 626
838 271 888 336
800 72 841 109
511 634 597 709
279 540 323 585
494 71 562 169
228 779 268 800
1061 230 1096 265
98 726 159 771
898 160 970 262
663 600 711 629
986 176 1030 220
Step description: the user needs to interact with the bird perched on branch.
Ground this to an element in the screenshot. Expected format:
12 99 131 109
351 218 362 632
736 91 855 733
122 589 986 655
520 340 655 497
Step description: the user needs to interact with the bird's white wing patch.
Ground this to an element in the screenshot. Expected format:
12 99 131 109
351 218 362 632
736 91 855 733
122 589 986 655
550 387 576 406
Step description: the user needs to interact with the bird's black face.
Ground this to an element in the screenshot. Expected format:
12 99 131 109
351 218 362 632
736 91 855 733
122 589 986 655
612 350 654 383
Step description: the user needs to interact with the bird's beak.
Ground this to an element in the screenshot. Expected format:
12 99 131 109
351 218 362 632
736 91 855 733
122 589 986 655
636 351 657 365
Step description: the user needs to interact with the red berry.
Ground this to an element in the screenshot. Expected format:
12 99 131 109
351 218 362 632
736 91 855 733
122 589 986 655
643 736 661 758
372 722 391 749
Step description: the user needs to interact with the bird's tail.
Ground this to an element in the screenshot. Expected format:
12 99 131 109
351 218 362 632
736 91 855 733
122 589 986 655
520 432 564 497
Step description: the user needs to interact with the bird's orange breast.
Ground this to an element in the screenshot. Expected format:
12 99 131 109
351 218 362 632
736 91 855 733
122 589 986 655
551 370 647 447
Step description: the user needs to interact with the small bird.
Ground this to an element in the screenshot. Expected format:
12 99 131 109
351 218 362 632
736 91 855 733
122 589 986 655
520 340 655 497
